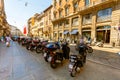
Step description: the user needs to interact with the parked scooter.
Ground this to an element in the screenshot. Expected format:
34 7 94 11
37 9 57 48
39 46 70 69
92 40 104 47
27 38 40 51
36 40 48 53
43 42 58 62
69 44 86 77
50 42 70 68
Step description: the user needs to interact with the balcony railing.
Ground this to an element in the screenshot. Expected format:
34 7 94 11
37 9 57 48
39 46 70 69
65 24 69 27
79 0 113 12
97 15 111 22
83 19 92 25
72 22 79 26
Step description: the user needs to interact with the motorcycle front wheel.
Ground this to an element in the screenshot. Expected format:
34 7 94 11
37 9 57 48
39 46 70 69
87 47 93 53
70 66 77 77
36 47 42 53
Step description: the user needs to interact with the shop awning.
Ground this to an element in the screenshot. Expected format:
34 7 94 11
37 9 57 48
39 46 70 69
63 31 69 34
70 30 78 34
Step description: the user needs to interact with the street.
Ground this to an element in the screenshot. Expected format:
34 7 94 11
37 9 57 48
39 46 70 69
0 42 120 80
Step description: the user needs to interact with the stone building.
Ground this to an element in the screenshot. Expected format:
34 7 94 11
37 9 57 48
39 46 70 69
52 0 120 46
28 5 53 40
10 25 23 36
0 0 10 37
28 0 120 46
28 13 40 37
43 5 53 40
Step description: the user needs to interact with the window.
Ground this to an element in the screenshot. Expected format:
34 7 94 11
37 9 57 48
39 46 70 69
66 0 69 2
54 0 57 8
40 22 43 26
54 24 58 27
65 7 69 16
59 0 61 6
65 20 69 27
59 22 62 26
74 3 78 12
49 11 51 20
72 17 79 26
83 13 92 24
97 8 112 22
85 0 90 6
59 10 62 18
54 13 56 19
98 8 112 17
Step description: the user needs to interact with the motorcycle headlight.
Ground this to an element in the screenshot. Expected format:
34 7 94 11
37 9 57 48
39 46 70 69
70 59 76 62
69 64 73 69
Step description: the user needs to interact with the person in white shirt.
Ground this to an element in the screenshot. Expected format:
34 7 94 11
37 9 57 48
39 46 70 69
6 35 11 47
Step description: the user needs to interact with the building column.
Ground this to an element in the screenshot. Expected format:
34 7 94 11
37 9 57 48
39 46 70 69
91 11 97 41
69 18 73 43
78 14 82 39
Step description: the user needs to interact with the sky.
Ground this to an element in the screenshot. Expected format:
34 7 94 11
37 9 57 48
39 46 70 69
4 0 52 32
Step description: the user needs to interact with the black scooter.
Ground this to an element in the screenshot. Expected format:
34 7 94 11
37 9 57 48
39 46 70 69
68 45 86 77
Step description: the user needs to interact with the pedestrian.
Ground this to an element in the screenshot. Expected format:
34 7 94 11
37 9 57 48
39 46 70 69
5 35 11 47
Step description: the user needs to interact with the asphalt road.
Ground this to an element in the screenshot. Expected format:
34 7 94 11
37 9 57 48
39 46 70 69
0 42 120 80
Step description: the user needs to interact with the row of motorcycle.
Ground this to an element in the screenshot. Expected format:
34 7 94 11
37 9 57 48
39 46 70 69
17 37 93 77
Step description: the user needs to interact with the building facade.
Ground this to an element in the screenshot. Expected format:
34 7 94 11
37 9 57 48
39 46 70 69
52 0 120 46
10 25 23 36
43 5 53 40
28 13 40 37
0 0 10 37
28 0 120 46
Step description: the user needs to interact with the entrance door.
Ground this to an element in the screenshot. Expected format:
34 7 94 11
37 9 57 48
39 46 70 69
105 30 110 43
97 30 110 43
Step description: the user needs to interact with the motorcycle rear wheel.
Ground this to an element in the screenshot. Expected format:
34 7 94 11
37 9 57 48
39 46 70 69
50 56 57 69
50 62 57 69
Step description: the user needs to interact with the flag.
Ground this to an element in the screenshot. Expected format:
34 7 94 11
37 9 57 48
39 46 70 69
23 27 27 34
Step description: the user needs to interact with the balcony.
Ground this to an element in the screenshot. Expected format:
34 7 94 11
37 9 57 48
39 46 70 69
65 24 69 27
78 0 116 12
52 15 66 22
83 19 92 25
72 22 79 27
97 15 111 22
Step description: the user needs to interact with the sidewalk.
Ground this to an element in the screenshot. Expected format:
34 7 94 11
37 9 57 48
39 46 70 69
70 43 120 53
69 43 120 70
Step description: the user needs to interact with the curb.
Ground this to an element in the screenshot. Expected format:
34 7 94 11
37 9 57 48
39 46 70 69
87 59 120 70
